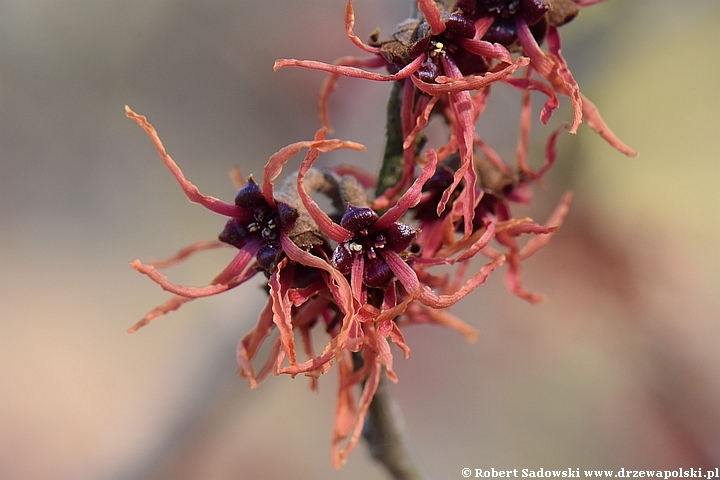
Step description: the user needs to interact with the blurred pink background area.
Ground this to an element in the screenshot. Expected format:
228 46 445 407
1 1 719 479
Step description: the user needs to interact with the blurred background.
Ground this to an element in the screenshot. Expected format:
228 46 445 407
1 1 719 479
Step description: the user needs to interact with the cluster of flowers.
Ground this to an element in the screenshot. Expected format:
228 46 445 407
128 0 634 468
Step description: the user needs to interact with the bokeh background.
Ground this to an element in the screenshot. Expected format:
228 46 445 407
1 1 719 479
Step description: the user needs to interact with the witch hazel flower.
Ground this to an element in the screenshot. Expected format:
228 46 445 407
332 205 417 292
275 0 530 236
125 111 367 444
124 107 363 335
275 1 635 230
299 150 505 329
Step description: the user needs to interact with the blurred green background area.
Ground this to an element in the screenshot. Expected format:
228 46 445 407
1 1 719 479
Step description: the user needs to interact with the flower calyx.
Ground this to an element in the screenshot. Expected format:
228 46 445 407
332 205 417 289
219 176 299 272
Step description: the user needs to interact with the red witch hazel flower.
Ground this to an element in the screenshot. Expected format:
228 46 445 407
124 107 362 333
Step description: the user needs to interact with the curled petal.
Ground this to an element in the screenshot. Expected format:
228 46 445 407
274 54 426 83
515 20 555 79
297 144 353 243
288 280 328 307
504 75 560 125
402 95 440 150
344 0 381 54
279 234 357 377
130 240 260 298
263 137 365 208
520 192 573 259
148 240 228 269
375 150 438 230
437 55 476 238
411 56 529 95
278 344 336 378
125 107 240 217
128 241 261 333
332 358 381 468
492 195 573 305
581 94 638 157
437 220 497 262
269 259 298 366
545 27 582 133
237 298 275 388
372 320 397 382
503 252 544 304
127 295 192 334
385 250 505 308
131 260 231 297
500 221 557 237
535 123 570 179
331 352 359 468
456 38 513 64
417 0 446 35
418 254 504 308
280 235 353 321
389 321 410 358
515 22 582 133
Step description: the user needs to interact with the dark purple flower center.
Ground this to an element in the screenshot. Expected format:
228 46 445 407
419 11 490 83
218 177 297 272
381 10 489 83
332 206 416 288
474 0 548 46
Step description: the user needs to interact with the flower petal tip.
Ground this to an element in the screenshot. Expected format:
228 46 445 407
125 105 142 120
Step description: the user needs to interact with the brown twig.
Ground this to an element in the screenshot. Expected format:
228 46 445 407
362 370 422 480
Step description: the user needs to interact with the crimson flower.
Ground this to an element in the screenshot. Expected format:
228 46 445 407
331 205 417 290
274 1 635 235
217 177 298 273
275 0 529 239
124 107 363 339
126 109 367 463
